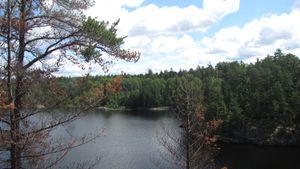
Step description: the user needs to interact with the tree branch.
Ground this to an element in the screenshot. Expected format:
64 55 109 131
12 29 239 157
24 33 80 69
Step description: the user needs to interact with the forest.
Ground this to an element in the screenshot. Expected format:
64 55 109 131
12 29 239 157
2 0 299 168
35 49 300 146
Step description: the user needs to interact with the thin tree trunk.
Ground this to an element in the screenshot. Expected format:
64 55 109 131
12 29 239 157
5 0 20 168
186 115 190 169
6 0 12 101
186 94 190 169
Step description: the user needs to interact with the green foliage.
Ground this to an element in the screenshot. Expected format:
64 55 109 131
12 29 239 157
34 50 300 138
81 45 99 62
106 92 125 108
82 17 124 48
169 74 203 115
81 17 125 62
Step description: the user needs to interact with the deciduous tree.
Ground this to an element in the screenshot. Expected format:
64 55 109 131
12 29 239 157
0 0 140 168
159 75 222 169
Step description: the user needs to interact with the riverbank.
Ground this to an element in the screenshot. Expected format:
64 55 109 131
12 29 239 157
218 136 299 147
132 106 169 111
217 125 300 147
96 106 170 112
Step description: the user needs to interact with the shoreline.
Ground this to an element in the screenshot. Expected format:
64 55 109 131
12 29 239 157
217 135 300 147
96 106 170 112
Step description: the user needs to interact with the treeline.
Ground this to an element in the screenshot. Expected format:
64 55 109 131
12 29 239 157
45 49 300 143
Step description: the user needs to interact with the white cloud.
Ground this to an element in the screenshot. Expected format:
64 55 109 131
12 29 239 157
56 0 300 76
69 0 239 75
59 1 300 76
201 8 300 61
295 0 300 9
86 0 240 36
203 0 240 18
54 64 88 77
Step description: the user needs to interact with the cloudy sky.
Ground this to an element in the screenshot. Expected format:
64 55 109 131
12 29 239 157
58 0 300 76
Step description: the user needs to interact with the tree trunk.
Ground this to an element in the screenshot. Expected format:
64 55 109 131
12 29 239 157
186 115 190 169
5 0 20 168
10 0 26 168
10 109 21 169
11 75 24 169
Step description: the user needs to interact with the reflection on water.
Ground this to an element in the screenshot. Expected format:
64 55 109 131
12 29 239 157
56 110 180 169
56 110 300 169
3 110 299 169
216 143 300 169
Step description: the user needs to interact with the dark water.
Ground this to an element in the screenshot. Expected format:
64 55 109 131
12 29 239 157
49 111 300 169
216 143 300 169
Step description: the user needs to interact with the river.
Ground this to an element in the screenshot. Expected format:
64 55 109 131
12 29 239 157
38 110 300 168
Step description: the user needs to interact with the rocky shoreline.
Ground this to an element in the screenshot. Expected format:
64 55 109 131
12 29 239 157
218 125 300 147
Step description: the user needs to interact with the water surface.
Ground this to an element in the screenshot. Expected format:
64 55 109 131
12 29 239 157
51 110 300 169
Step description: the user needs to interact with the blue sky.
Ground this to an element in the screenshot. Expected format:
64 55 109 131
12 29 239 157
57 0 300 76
205 0 295 35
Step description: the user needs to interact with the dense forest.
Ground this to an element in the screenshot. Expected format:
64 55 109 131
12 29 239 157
34 49 300 145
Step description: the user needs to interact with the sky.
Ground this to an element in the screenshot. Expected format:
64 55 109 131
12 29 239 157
57 0 300 76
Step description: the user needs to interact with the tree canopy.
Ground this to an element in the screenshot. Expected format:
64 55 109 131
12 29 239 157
50 50 300 145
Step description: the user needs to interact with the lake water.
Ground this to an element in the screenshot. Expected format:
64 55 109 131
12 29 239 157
216 143 300 169
50 110 300 169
